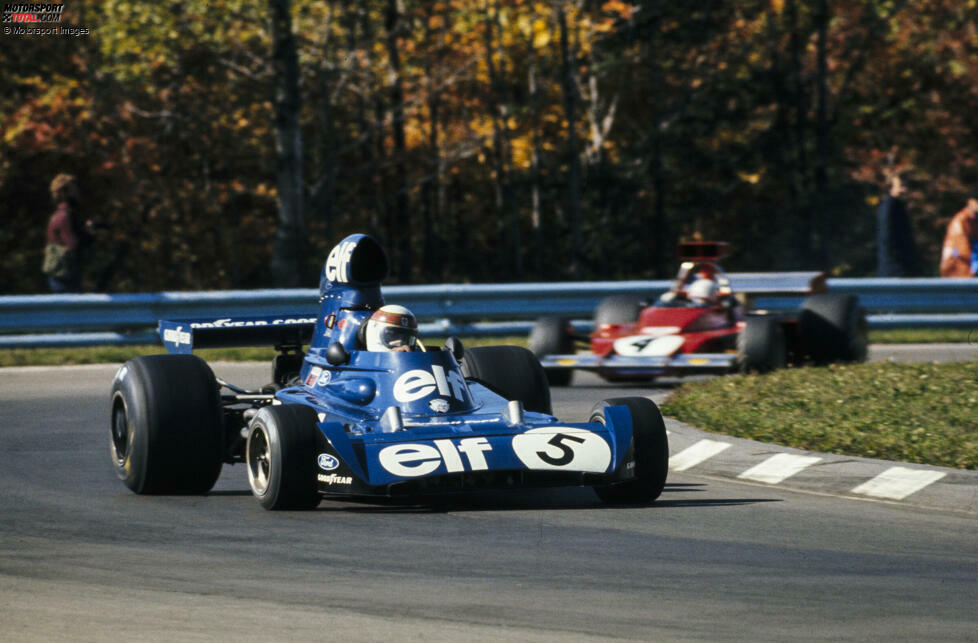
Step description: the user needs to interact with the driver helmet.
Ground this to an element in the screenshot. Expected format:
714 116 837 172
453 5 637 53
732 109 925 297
687 278 719 304
364 304 419 352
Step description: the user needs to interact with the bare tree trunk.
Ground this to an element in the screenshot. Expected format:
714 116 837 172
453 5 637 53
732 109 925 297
814 0 830 268
269 0 304 286
528 59 544 279
557 4 582 278
385 0 411 283
482 0 520 279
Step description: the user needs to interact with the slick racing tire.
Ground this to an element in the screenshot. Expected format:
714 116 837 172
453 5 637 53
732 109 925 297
528 317 574 387
461 345 552 414
594 294 644 327
738 316 787 373
109 354 224 495
799 294 868 365
590 397 669 504
246 405 321 511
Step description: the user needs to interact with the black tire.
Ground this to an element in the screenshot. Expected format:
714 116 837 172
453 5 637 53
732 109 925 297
594 294 644 326
590 397 669 504
738 316 787 373
799 294 868 364
109 354 223 495
460 345 552 414
246 405 321 510
528 317 574 387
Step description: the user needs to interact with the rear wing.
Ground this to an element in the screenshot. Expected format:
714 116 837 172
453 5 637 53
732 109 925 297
727 272 827 297
159 316 317 354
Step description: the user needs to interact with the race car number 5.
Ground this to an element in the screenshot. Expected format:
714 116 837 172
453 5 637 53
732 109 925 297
511 428 612 473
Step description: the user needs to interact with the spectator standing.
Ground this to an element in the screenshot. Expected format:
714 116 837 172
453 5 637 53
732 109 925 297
939 192 978 277
876 173 919 276
43 173 94 293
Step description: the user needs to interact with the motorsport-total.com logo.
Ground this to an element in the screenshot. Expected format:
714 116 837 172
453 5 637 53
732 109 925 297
3 3 90 36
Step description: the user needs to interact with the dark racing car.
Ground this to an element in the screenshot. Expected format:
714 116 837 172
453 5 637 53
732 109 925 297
110 234 669 510
529 241 867 385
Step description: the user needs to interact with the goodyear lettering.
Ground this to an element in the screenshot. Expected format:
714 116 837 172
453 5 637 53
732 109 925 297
317 473 352 485
190 317 315 329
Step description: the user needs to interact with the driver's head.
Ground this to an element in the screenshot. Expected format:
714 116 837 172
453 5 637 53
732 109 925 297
687 278 718 304
364 305 418 352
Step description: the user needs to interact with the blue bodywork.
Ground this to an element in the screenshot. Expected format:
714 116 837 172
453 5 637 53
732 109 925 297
159 234 635 496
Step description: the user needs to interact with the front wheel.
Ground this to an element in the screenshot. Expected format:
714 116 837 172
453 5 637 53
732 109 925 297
590 397 669 504
246 405 321 510
461 345 552 414
799 294 867 364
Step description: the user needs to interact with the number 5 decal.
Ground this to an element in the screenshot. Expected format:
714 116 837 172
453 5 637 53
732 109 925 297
512 428 612 472
537 433 586 466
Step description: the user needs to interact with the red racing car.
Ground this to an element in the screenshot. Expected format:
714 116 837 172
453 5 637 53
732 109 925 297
529 242 867 386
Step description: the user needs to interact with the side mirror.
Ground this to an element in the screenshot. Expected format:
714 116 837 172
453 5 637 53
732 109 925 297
326 341 350 366
444 336 464 361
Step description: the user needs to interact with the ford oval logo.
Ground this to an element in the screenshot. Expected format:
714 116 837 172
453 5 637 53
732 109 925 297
317 453 340 471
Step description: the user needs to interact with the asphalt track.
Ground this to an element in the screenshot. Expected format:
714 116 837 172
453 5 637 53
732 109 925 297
1 347 976 640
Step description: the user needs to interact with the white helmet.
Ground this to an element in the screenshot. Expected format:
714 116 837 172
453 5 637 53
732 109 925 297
687 278 718 304
363 305 418 352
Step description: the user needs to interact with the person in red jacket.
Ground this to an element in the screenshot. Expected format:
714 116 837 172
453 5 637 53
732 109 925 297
939 192 978 278
43 174 94 292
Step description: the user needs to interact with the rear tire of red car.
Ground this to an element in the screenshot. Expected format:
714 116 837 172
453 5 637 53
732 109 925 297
246 405 321 511
528 317 574 387
461 346 552 414
594 294 644 326
739 316 787 373
109 354 224 495
590 397 669 504
799 294 868 364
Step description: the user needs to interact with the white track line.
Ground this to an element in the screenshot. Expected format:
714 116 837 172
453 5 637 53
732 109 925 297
737 454 822 484
851 467 947 500
669 440 731 472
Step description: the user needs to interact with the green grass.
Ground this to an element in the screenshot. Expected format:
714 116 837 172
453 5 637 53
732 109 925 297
0 336 529 367
661 360 978 470
868 328 976 344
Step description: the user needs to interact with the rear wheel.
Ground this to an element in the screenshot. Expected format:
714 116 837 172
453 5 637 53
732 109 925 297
461 345 552 414
799 294 867 364
738 316 787 373
528 317 574 387
590 397 669 504
109 354 224 494
594 294 644 327
246 405 321 510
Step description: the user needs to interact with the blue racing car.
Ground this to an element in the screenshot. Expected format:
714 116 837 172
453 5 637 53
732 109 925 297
110 234 669 510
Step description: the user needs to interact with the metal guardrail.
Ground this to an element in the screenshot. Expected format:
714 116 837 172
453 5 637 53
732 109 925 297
1 276 976 348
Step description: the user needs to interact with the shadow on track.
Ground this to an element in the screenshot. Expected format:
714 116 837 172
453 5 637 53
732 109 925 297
306 483 781 514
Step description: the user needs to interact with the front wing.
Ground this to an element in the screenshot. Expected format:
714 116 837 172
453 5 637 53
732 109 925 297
539 352 740 376
307 405 638 497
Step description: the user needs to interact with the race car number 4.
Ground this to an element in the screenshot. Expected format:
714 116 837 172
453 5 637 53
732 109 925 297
511 428 612 473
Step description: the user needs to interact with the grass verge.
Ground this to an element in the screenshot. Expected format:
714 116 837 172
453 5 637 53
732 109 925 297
661 360 978 470
0 336 529 367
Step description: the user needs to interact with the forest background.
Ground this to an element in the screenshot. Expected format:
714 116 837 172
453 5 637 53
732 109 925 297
2 0 977 293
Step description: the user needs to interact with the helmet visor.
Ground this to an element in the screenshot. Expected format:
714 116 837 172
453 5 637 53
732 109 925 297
379 325 417 349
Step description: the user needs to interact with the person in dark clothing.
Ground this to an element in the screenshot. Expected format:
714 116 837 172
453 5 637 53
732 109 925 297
876 173 919 277
43 173 94 292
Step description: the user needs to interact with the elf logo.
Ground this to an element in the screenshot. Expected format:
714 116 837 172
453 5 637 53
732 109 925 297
378 438 492 477
393 365 467 404
324 239 356 283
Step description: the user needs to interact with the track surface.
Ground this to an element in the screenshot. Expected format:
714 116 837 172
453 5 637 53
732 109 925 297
1 358 976 640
